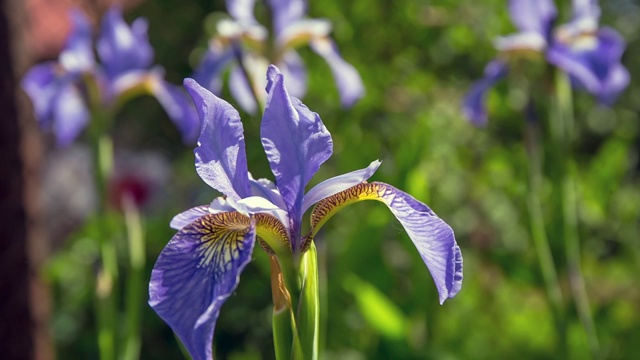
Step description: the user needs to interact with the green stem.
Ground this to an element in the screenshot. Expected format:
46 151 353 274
270 256 303 360
552 70 599 358
93 133 118 360
524 119 566 352
121 196 146 360
296 242 319 360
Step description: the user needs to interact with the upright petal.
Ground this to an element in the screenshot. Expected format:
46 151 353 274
184 78 251 200
59 10 95 73
266 0 307 35
149 212 256 360
280 51 308 99
461 60 509 126
226 0 257 24
97 7 154 79
21 62 59 126
309 37 364 108
508 0 557 37
229 65 259 114
310 182 462 304
262 65 333 244
193 41 234 95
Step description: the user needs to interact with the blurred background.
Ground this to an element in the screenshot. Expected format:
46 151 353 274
4 0 640 359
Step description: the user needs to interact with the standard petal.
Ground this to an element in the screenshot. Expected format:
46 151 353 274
302 160 381 213
59 9 95 72
461 60 509 126
266 0 307 35
149 212 256 360
280 51 308 99
262 65 333 244
170 205 211 230
193 41 234 95
309 37 364 108
310 182 462 304
52 81 90 146
21 62 59 126
184 78 251 200
226 0 257 23
97 7 154 78
508 0 557 36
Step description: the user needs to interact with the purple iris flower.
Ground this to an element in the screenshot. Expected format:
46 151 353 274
463 0 629 125
21 8 199 146
194 0 364 114
149 65 462 360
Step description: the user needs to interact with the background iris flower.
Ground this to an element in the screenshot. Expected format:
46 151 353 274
194 0 364 114
463 0 629 125
149 65 461 360
22 7 199 145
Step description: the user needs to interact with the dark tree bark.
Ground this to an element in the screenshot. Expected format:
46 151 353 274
0 0 53 359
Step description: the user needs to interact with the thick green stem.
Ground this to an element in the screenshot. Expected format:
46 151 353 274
552 71 599 358
297 242 319 360
270 256 303 360
121 196 145 360
524 120 566 352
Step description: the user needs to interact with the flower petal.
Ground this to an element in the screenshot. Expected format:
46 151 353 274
21 62 59 126
184 78 251 200
193 41 234 95
149 212 256 360
226 0 257 23
302 160 381 213
97 7 154 79
262 65 333 245
310 182 462 304
461 59 509 126
52 81 90 146
508 0 556 36
280 51 308 99
548 28 628 104
59 10 95 73
151 78 200 143
229 64 259 114
309 37 364 108
170 205 212 230
266 0 307 35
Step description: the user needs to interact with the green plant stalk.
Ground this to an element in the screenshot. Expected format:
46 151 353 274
121 196 146 360
524 120 566 352
297 242 319 360
552 70 599 357
93 133 118 360
270 256 304 359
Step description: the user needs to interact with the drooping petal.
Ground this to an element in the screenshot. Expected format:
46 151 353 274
52 80 90 146
310 182 462 304
262 65 333 245
461 59 509 126
97 7 154 79
309 37 364 108
59 9 95 73
149 212 256 360
266 0 307 35
508 0 557 37
548 28 629 104
193 41 234 95
302 160 381 213
21 62 60 126
170 205 212 230
184 78 251 200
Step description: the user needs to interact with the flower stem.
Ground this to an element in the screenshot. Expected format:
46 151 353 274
524 118 566 353
551 70 599 357
296 242 319 360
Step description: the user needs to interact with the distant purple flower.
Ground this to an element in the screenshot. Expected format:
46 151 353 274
463 0 629 125
194 0 364 114
22 8 199 145
149 65 461 360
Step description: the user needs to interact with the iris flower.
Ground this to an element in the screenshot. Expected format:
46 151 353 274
149 65 462 360
194 0 364 114
463 0 629 125
22 7 198 145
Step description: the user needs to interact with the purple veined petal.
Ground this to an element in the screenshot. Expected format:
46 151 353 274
266 0 307 35
279 51 308 99
21 62 60 126
59 9 95 73
226 0 257 24
193 41 234 95
461 59 509 126
97 7 154 79
309 37 364 108
149 212 256 360
262 65 333 247
548 28 628 104
170 205 211 230
309 182 462 304
508 0 557 37
150 78 201 144
52 80 90 147
302 159 382 213
184 78 251 200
